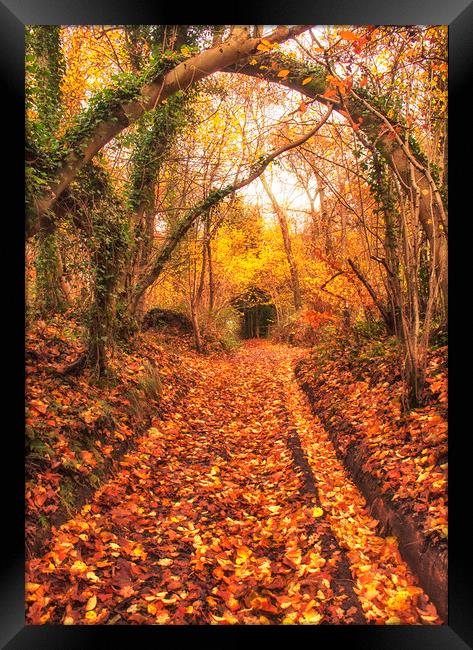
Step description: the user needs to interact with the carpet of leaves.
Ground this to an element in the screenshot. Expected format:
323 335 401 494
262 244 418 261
26 340 441 625
295 340 448 548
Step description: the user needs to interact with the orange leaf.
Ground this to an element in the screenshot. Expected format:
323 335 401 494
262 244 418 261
322 88 338 99
339 30 359 41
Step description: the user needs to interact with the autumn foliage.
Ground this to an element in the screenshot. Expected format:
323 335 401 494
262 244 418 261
25 25 447 627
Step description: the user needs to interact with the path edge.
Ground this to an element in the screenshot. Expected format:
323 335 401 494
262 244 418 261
295 362 448 622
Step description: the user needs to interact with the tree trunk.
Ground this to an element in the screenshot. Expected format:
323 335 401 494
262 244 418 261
347 258 393 333
207 238 215 313
35 214 68 317
196 225 208 308
261 174 302 311
314 171 332 258
190 295 203 352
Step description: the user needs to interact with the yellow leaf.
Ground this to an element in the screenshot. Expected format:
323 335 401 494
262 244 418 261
302 77 313 85
86 571 101 583
86 595 97 611
364 587 379 601
236 546 252 564
312 507 324 518
386 616 402 625
282 615 296 624
85 610 97 621
300 610 322 624
162 595 178 604
249 58 257 65
26 582 41 593
40 611 52 624
131 544 147 559
70 560 88 574
387 589 411 611
63 616 75 625
147 603 157 615
277 69 290 78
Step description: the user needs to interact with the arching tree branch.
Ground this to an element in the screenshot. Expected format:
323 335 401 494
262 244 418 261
28 25 312 236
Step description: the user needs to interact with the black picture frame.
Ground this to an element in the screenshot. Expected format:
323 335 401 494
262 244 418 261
1 1 470 647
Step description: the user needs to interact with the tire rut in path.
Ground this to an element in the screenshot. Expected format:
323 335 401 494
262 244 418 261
279 350 443 625
25 341 441 626
285 421 366 624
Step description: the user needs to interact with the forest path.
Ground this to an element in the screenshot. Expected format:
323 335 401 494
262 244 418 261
26 341 440 625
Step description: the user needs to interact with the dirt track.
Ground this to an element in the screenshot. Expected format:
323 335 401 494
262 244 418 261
26 341 441 625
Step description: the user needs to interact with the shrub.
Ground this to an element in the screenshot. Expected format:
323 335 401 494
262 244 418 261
353 318 386 340
138 361 163 401
202 307 242 352
142 308 193 334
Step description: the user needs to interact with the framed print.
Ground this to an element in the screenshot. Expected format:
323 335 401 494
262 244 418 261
1 0 471 647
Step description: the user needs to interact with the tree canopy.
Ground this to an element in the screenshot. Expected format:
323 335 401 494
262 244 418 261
26 23 447 404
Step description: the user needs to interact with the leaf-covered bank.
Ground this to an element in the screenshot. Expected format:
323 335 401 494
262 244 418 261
26 314 196 557
296 338 447 618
